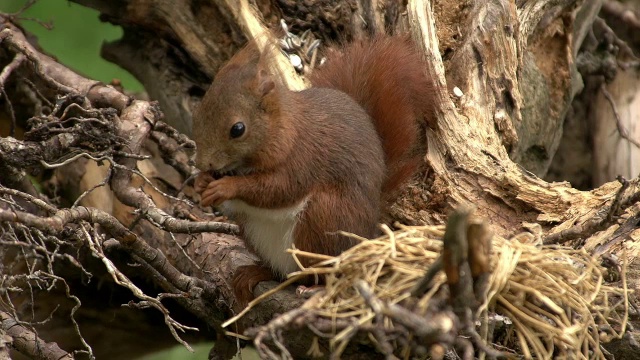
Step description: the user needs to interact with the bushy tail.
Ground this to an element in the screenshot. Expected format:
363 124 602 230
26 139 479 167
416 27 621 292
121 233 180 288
309 35 438 196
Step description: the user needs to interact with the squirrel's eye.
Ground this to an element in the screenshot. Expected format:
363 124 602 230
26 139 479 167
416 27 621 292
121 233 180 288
230 122 245 139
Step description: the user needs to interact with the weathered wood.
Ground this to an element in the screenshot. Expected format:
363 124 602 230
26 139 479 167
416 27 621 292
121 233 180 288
2 0 639 358
593 68 640 186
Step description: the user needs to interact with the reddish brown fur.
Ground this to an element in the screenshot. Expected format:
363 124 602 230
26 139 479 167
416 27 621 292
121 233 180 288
310 35 438 196
193 35 438 306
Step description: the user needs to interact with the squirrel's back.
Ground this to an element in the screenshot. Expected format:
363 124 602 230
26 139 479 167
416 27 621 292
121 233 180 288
285 86 385 187
309 35 438 195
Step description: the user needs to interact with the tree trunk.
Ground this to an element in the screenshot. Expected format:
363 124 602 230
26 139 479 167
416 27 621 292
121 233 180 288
1 0 639 359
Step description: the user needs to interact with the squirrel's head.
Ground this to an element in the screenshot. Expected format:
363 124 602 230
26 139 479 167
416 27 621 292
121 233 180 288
193 43 280 176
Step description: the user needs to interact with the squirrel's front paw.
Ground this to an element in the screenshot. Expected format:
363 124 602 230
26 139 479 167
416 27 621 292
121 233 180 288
194 172 215 194
200 177 239 207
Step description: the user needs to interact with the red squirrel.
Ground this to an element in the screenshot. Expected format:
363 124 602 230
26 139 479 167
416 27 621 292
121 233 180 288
192 34 437 305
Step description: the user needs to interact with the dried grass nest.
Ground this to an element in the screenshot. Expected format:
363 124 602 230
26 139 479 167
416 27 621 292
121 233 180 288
230 224 630 359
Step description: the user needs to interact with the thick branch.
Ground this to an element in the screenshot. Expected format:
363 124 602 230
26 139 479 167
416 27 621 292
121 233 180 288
0 16 310 357
1 1 638 358
0 311 73 360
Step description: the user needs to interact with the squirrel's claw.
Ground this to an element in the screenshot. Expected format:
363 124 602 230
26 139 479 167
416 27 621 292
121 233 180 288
200 176 238 207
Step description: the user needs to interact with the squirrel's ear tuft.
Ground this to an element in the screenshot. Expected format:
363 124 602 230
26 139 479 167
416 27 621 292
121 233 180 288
256 69 275 97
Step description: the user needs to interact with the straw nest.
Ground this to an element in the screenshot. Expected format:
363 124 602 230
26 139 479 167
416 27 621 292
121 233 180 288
234 224 630 359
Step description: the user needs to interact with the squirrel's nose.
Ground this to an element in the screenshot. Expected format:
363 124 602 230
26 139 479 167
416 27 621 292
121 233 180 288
195 151 229 173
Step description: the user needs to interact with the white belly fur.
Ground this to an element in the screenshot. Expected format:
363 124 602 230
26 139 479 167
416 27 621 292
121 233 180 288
222 198 308 277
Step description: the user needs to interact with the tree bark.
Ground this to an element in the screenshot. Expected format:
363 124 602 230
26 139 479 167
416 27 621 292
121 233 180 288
1 0 639 359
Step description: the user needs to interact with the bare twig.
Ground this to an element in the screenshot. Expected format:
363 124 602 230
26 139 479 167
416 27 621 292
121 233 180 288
39 272 93 358
0 52 23 136
251 308 307 360
4 1 54 30
0 29 77 94
72 163 113 208
0 207 135 243
0 53 24 85
80 223 197 351
150 129 195 179
357 280 455 342
607 176 629 223
600 84 640 149
0 185 57 213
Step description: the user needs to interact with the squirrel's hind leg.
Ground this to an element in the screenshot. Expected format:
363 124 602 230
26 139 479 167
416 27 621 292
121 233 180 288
231 264 274 309
292 190 379 267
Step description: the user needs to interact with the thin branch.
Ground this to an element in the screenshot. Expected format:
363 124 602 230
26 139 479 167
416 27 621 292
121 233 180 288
80 224 197 351
607 176 629 223
4 1 54 30
251 308 307 360
38 272 93 358
0 28 77 94
0 207 136 243
0 185 57 213
600 83 640 149
357 280 455 342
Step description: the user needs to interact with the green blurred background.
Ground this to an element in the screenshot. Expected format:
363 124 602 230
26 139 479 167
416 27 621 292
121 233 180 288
0 0 143 91
0 1 258 359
